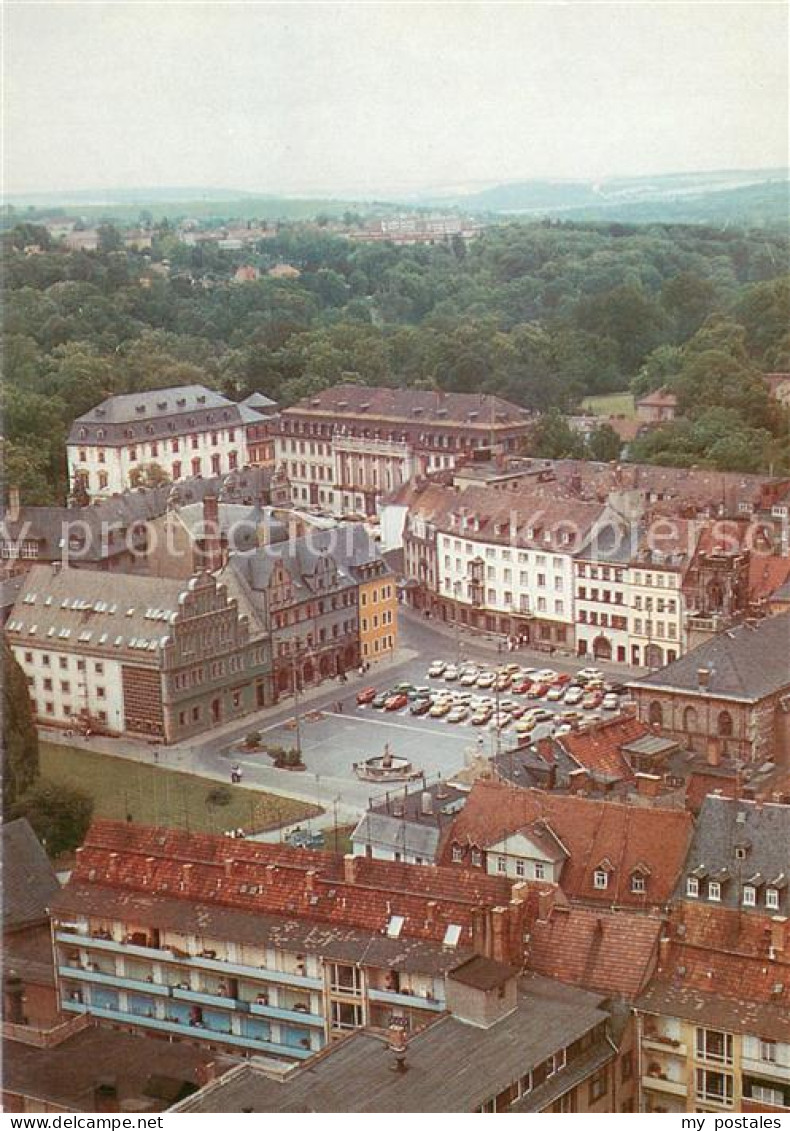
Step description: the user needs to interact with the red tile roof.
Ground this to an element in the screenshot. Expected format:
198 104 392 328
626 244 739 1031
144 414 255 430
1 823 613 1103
684 770 738 815
66 821 515 948
442 781 693 909
749 554 790 603
528 904 663 1000
637 903 790 1039
558 714 649 784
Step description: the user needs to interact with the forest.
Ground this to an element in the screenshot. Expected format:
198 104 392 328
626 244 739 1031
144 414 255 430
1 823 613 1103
3 217 789 503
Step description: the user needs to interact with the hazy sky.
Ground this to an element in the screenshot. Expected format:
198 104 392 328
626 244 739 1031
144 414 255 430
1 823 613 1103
4 1 788 197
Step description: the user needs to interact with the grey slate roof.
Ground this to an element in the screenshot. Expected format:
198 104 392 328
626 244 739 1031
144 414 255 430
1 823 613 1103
6 565 195 661
240 392 278 414
68 384 266 445
351 813 442 862
177 975 611 1113
1 819 60 931
675 795 790 912
629 612 790 701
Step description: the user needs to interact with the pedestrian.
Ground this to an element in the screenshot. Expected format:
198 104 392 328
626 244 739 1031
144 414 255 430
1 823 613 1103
358 664 365 677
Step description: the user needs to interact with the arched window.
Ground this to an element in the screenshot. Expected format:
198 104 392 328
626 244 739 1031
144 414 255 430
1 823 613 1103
649 700 663 727
683 706 698 731
718 710 734 737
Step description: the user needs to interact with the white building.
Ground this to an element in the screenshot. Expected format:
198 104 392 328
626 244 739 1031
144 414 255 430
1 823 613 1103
67 385 268 498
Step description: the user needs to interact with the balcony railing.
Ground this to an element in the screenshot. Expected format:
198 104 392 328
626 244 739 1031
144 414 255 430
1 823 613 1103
62 1001 316 1059
367 988 444 1012
641 1074 688 1097
55 931 322 990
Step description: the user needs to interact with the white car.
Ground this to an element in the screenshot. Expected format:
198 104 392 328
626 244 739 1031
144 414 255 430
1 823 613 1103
443 664 460 681
428 660 446 678
460 670 480 686
546 686 565 702
476 671 496 689
447 706 469 724
577 667 604 682
564 687 584 706
536 669 558 684
552 723 572 737
602 693 619 711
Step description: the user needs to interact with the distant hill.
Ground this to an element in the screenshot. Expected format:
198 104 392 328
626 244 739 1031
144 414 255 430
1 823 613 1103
423 169 790 227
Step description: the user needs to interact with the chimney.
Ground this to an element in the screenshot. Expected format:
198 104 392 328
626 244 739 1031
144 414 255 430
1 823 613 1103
537 885 556 923
635 772 661 798
343 854 361 886
490 906 507 963
658 935 671 966
426 900 438 927
265 863 277 886
201 495 223 571
698 667 711 689
420 791 433 816
305 869 317 897
770 916 788 957
181 862 193 892
387 1025 408 1073
568 768 590 793
7 485 20 523
536 737 553 762
224 858 234 878
196 1061 218 1088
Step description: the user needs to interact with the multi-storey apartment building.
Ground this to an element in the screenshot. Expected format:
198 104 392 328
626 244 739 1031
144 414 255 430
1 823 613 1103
67 385 271 497
52 821 524 1061
274 384 531 515
635 904 790 1114
5 565 272 741
432 488 608 649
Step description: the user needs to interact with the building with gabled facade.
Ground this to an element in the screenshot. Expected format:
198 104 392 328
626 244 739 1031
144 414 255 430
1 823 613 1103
5 565 272 741
441 780 693 912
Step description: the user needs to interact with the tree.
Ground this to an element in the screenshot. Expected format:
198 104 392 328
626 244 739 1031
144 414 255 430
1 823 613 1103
588 423 623 462
2 642 40 817
129 462 171 489
525 410 588 459
12 780 94 858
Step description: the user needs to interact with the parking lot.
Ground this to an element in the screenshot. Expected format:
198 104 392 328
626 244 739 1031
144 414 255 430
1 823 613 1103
257 650 630 790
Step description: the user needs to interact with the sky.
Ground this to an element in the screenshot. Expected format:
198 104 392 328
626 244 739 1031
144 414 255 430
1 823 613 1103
4 1 788 198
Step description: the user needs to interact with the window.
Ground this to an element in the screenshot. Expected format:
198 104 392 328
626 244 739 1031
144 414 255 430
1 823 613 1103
631 873 646 894
452 845 463 864
687 876 699 897
59 657 68 670
471 848 482 867
760 1039 777 1063
751 1084 783 1107
695 1068 733 1107
648 700 663 727
330 1000 362 1030
515 860 526 878
589 1066 608 1103
328 963 361 995
496 856 506 874
594 869 609 890
708 881 721 902
696 1028 733 1065
766 888 779 910
742 885 756 907
534 862 545 880
718 710 733 737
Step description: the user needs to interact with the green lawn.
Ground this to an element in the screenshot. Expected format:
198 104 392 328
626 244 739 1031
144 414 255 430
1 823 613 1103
581 392 636 418
39 741 321 836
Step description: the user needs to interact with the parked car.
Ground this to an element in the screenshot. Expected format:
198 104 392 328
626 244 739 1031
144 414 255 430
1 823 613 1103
511 678 533 694
476 671 496 689
583 691 604 710
515 718 535 735
428 660 447 678
602 693 619 711
510 704 528 720
471 710 492 726
447 706 469 724
356 686 377 705
414 686 432 699
546 686 565 702
536 669 558 683
494 673 512 691
443 664 460 681
531 708 553 723
429 699 452 718
459 669 480 687
527 682 549 699
371 691 390 709
576 667 604 683
564 686 584 706
555 672 572 686
410 698 432 717
385 693 408 711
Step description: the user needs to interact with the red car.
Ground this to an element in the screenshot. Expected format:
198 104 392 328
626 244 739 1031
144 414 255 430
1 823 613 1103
554 672 572 686
527 682 549 698
583 691 604 710
385 693 408 711
356 686 377 705
511 678 533 694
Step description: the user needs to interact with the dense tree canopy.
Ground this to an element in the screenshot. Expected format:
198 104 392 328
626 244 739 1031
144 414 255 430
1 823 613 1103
2 642 40 816
3 216 789 499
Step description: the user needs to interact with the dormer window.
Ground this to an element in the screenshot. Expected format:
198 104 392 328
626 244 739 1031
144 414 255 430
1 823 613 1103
742 885 756 907
687 876 699 898
631 874 646 894
594 869 609 890
452 844 463 863
708 881 721 902
470 848 482 868
766 888 779 910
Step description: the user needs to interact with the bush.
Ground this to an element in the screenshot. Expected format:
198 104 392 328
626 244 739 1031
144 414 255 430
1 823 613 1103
206 785 232 807
12 778 93 858
244 731 262 748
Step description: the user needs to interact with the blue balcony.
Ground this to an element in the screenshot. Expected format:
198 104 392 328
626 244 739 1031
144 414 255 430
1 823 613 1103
62 1001 315 1059
247 1000 325 1028
58 966 171 996
368 988 445 1012
56 932 167 964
